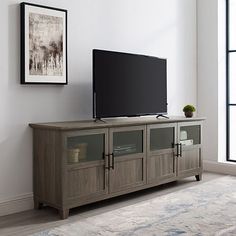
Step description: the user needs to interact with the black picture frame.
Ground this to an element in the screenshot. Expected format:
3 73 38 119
20 2 68 84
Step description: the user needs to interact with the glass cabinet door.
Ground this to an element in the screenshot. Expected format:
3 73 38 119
147 123 177 184
177 122 202 179
64 129 109 200
148 123 177 154
113 130 143 157
150 127 175 152
109 126 146 193
66 132 105 164
179 124 201 146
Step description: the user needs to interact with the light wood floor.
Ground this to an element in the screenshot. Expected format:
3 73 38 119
0 172 225 236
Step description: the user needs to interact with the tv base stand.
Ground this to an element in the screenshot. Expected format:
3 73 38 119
94 118 106 123
156 114 169 119
30 116 204 219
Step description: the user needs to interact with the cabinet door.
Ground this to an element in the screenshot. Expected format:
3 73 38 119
109 126 146 194
177 122 202 178
63 129 109 205
147 123 177 184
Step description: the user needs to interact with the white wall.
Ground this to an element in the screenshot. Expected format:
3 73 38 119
0 0 197 211
197 0 219 162
218 0 226 163
197 0 226 163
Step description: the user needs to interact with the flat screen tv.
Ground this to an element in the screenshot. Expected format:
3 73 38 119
93 49 167 119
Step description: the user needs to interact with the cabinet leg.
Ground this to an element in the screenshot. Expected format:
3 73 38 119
59 209 69 220
195 174 202 181
34 198 43 210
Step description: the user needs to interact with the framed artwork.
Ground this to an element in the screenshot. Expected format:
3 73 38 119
20 2 68 84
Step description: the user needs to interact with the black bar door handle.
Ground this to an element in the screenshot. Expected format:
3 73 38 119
175 143 179 157
111 153 115 170
179 143 183 157
105 154 110 170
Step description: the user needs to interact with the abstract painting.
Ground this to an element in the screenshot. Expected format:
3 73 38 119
21 3 67 84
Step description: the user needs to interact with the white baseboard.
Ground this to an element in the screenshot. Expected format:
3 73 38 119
0 193 34 217
203 160 236 176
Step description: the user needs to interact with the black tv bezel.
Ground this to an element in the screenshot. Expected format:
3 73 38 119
92 49 167 119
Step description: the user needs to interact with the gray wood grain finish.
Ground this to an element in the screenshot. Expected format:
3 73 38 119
33 129 62 208
62 129 109 214
147 123 177 184
109 156 145 193
148 153 176 184
29 117 205 131
30 118 204 219
59 209 69 220
177 121 203 178
66 164 107 198
177 148 201 176
109 126 146 193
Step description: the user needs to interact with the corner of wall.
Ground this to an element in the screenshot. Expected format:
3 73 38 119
217 0 227 163
197 0 219 162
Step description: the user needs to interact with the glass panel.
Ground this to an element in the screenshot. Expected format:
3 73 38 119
229 53 236 103
180 125 200 146
229 107 236 160
150 127 174 151
67 134 104 164
113 130 143 157
229 0 236 50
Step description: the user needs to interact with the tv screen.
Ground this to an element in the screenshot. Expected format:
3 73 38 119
93 49 167 118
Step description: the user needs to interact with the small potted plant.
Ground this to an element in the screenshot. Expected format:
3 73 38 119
183 105 196 118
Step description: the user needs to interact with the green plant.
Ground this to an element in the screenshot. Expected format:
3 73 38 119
183 105 196 112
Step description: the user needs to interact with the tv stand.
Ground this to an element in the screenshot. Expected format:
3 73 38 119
30 117 204 219
156 114 169 119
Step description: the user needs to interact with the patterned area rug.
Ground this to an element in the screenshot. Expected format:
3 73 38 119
32 176 236 236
